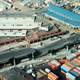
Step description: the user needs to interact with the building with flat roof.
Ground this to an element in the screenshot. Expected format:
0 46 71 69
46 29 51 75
45 3 80 29
0 17 40 29
0 16 41 36
0 30 27 36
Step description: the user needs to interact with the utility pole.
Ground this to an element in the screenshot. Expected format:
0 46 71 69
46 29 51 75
13 58 16 67
32 52 34 60
66 45 69 51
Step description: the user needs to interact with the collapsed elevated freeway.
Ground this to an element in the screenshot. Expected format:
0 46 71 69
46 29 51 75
0 33 80 65
38 33 80 56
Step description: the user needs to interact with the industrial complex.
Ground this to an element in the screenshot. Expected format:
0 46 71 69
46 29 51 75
0 0 80 80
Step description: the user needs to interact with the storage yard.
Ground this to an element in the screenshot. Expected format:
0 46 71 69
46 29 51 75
0 0 80 80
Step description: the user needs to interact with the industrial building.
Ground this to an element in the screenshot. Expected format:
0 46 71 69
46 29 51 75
45 3 80 29
0 16 41 36
0 30 27 36
0 17 40 29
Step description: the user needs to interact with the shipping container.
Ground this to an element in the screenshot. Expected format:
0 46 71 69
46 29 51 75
71 59 80 67
59 71 67 80
75 53 80 57
66 63 74 68
61 63 74 73
48 72 58 80
73 68 80 76
65 78 70 80
50 60 61 67
39 69 47 75
73 59 80 64
48 63 58 70
77 56 80 60
69 70 80 77
45 68 51 73
48 60 61 71
66 54 76 60
61 70 66 76
59 59 69 64
76 67 80 71
38 75 49 80
66 72 76 80
37 71 45 78
61 65 69 73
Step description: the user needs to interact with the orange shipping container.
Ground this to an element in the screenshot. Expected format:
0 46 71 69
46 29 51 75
66 63 74 68
48 72 58 80
71 59 80 66
74 59 80 64
62 63 74 70
48 60 61 71
59 59 69 64
50 60 61 67
48 63 58 70
77 56 80 60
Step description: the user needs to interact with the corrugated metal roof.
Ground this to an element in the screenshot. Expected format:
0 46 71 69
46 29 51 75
45 3 80 28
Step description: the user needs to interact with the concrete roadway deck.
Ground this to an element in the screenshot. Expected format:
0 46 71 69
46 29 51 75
0 50 70 73
0 41 28 52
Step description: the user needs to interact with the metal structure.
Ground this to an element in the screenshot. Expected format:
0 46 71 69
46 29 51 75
45 3 80 28
0 34 80 65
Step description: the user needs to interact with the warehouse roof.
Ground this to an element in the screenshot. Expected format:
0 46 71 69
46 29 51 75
45 3 80 28
0 17 40 29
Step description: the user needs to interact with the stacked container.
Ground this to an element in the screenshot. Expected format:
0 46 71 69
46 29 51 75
39 69 47 75
61 70 66 76
69 69 80 78
66 67 80 80
37 69 49 80
67 53 80 67
72 58 80 65
66 72 76 80
77 56 80 60
48 72 59 80
59 59 69 64
48 60 61 70
75 53 80 57
66 54 77 61
71 67 80 77
71 60 80 67
61 63 74 73
60 53 80 80
39 68 59 80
